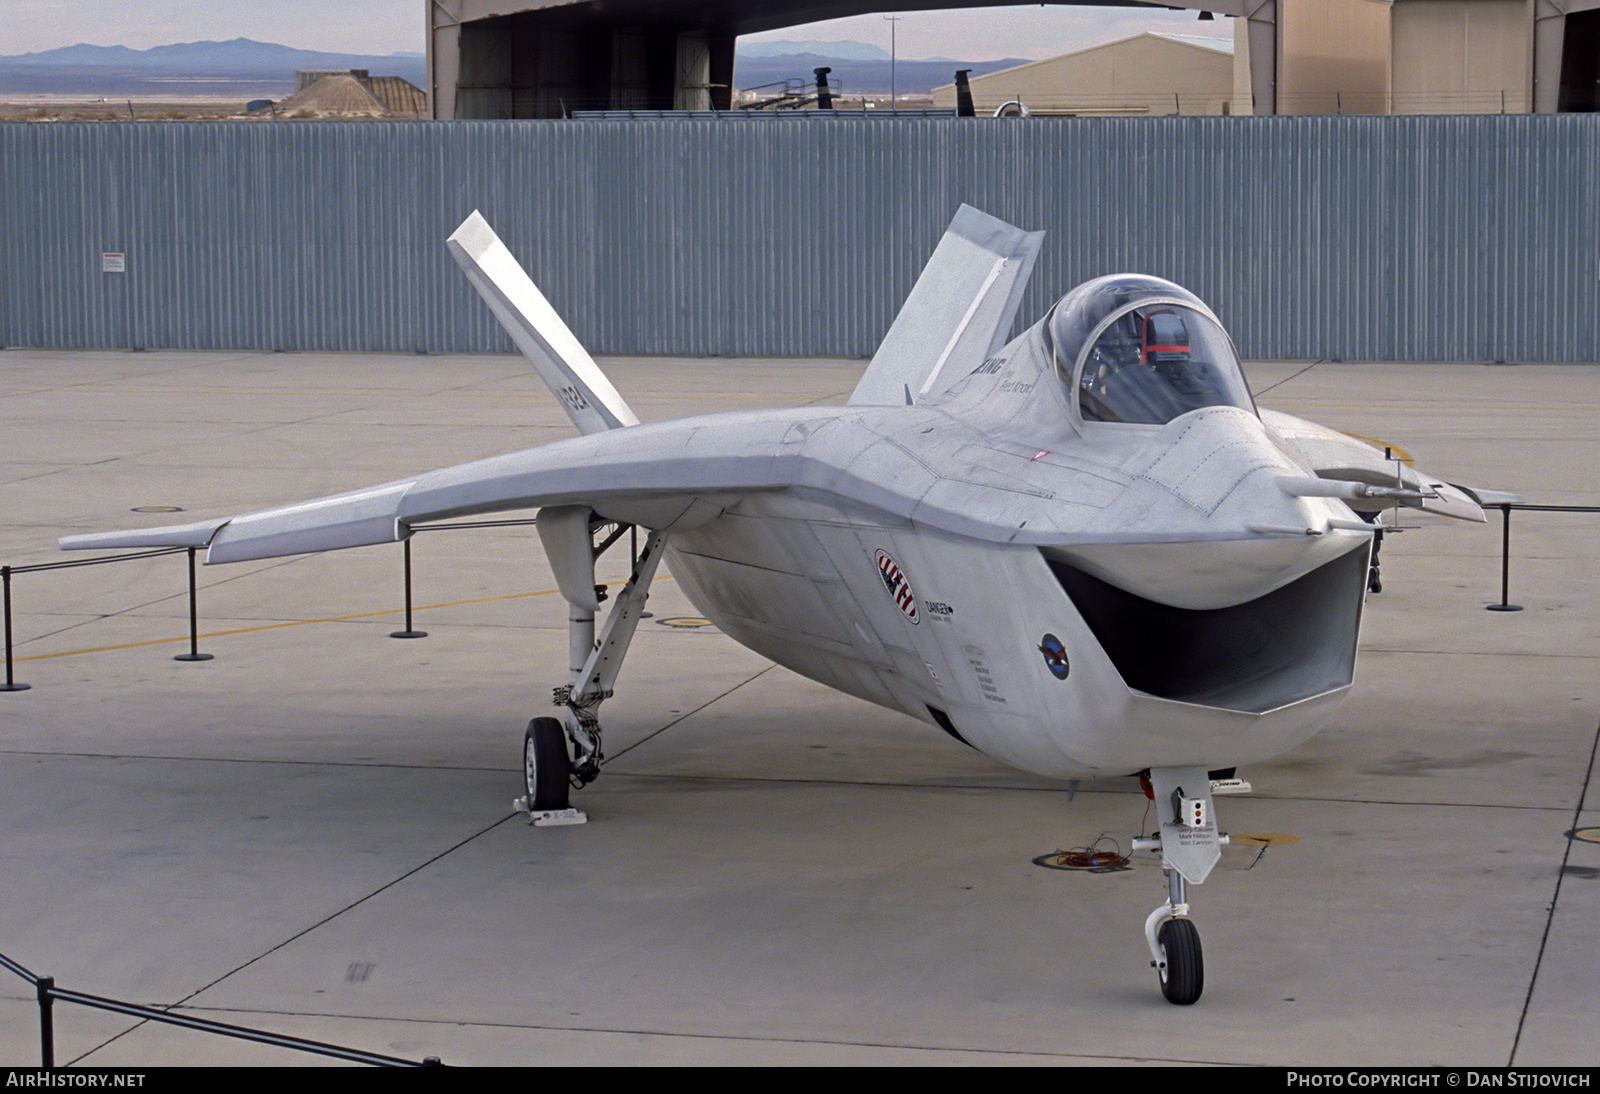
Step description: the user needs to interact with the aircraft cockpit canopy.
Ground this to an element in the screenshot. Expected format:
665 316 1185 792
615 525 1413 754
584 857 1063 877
1047 275 1255 426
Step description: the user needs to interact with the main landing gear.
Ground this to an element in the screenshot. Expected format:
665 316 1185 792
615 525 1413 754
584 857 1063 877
514 508 666 827
1131 766 1249 1005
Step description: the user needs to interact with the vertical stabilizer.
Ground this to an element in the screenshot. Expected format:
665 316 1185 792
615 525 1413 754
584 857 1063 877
849 205 1045 407
448 211 639 435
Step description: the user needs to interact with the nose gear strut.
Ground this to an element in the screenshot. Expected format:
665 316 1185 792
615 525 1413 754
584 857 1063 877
1131 766 1246 1004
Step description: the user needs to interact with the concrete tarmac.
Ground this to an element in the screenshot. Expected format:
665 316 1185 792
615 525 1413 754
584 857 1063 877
0 349 1595 1067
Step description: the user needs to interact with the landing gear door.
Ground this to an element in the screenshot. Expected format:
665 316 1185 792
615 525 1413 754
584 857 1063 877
1149 765 1222 886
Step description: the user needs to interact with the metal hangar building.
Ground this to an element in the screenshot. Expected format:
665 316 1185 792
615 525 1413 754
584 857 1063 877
424 0 1285 117
424 0 1600 119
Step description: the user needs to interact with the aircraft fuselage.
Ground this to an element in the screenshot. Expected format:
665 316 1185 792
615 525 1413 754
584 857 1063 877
663 368 1372 779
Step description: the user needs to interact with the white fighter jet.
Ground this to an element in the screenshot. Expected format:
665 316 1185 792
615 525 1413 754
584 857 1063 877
62 207 1488 1004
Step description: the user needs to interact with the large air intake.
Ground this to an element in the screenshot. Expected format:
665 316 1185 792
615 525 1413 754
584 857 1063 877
1045 543 1370 714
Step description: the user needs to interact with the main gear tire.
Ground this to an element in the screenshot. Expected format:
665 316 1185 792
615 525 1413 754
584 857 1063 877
523 717 571 811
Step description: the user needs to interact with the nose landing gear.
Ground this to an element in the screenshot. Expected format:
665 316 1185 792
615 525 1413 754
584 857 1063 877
1133 766 1243 1005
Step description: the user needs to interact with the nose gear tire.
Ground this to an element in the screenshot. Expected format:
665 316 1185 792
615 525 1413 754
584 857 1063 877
1156 917 1204 1005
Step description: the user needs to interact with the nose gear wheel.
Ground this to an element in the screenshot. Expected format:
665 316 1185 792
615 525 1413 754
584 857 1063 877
1155 917 1203 1005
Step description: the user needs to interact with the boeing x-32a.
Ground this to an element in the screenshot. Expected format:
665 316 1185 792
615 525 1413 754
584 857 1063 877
63 207 1488 1004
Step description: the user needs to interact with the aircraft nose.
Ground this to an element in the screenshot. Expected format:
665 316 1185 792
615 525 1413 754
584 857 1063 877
1059 407 1373 610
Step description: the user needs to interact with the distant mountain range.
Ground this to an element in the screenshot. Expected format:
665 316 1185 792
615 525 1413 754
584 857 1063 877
0 38 426 97
733 39 1023 96
741 39 962 65
740 39 895 61
7 38 423 71
0 36 1019 99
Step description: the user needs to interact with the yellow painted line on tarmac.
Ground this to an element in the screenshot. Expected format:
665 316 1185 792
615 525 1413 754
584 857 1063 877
0 385 836 403
13 575 676 662
15 590 558 660
1340 433 1414 465
0 386 516 399
1272 402 1600 414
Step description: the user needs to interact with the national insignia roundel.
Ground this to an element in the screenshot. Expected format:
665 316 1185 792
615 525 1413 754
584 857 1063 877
1038 633 1070 679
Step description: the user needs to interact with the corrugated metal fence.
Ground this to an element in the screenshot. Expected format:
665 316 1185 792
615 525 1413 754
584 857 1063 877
3 115 1597 361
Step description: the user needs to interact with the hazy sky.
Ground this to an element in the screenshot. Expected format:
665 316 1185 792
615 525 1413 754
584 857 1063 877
9 2 1230 60
741 7 1230 61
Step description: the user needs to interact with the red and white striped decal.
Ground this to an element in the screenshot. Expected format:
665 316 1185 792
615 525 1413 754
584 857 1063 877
874 549 920 624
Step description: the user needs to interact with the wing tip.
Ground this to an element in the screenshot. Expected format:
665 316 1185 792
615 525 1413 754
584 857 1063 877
59 518 227 553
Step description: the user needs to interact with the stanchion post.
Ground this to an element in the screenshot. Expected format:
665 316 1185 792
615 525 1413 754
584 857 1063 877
390 538 427 639
1486 503 1523 612
174 547 215 660
38 975 54 1068
2 565 30 691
